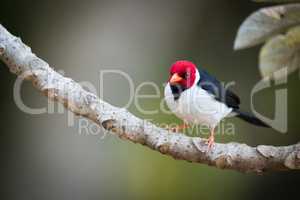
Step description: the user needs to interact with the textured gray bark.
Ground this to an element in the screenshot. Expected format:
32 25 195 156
0 24 299 173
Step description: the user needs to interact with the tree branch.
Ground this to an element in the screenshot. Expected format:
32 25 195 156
0 24 299 173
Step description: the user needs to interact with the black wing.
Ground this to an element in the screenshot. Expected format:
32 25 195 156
197 69 240 109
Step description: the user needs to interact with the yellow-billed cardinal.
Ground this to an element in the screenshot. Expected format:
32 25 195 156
164 60 269 148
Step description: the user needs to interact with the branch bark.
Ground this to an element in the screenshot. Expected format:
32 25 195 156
0 24 299 173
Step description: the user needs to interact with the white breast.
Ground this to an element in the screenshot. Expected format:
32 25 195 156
164 82 232 129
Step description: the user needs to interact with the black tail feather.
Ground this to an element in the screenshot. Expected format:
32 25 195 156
234 110 270 128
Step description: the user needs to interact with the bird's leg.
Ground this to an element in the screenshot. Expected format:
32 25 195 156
168 122 189 133
176 123 189 132
205 128 215 149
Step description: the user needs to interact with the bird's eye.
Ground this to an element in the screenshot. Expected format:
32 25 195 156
183 72 189 79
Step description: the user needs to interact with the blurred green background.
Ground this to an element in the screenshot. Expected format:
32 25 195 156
1 0 300 200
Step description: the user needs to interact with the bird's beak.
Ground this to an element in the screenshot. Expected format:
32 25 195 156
169 73 183 85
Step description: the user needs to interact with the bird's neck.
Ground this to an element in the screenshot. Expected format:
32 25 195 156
170 84 186 100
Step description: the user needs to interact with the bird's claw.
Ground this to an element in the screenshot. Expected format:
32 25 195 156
205 135 215 149
167 124 189 133
167 126 179 133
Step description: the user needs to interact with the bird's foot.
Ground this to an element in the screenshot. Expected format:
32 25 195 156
167 123 189 133
205 135 215 149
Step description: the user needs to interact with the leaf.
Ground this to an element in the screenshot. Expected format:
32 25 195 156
259 25 300 79
234 4 300 50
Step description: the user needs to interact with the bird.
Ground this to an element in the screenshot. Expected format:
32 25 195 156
164 60 269 148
